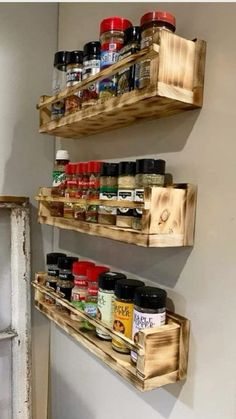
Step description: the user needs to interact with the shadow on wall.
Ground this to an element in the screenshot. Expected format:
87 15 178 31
62 109 201 161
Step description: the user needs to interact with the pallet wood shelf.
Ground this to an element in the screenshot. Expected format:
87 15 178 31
37 30 206 139
36 183 197 247
32 273 190 392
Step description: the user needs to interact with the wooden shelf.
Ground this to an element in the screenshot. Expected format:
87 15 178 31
33 273 190 392
36 184 197 247
37 30 206 140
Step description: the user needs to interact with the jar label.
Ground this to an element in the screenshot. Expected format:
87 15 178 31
47 269 59 277
66 68 83 85
141 35 153 49
59 272 74 281
134 189 144 202
83 59 100 97
52 170 66 187
112 300 133 350
84 301 97 317
97 290 115 326
118 190 134 200
99 191 117 200
51 101 65 118
101 48 120 68
56 285 72 301
98 205 117 216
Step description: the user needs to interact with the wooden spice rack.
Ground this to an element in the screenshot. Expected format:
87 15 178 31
37 30 206 139
32 273 190 392
36 183 197 247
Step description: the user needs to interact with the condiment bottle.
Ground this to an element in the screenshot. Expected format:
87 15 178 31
131 286 167 363
98 163 119 226
82 41 101 107
96 271 127 340
65 50 84 114
139 11 176 89
56 256 78 309
116 161 136 228
83 265 110 330
117 26 141 95
71 261 95 320
112 278 144 353
52 150 70 197
45 252 66 304
99 16 132 100
51 51 68 120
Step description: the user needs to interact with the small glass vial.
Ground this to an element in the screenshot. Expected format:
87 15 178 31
51 51 68 120
82 41 101 107
117 161 136 228
45 252 66 304
131 286 167 363
96 271 127 340
65 50 83 114
112 279 144 353
71 261 95 320
56 256 78 310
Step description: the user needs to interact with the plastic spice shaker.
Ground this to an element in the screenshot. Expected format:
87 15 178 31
112 278 144 353
65 50 84 114
51 51 68 120
71 261 95 319
131 286 167 363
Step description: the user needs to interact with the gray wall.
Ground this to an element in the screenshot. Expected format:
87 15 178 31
50 3 236 419
0 4 58 419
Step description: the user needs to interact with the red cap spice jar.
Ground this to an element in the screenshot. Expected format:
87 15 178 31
99 16 132 99
71 261 95 319
139 11 176 89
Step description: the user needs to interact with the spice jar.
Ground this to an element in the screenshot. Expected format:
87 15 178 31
81 162 89 199
83 265 110 330
45 252 66 304
96 271 127 340
56 256 78 310
98 163 119 225
71 261 95 320
87 161 103 200
139 11 176 89
52 150 70 197
65 50 83 114
82 41 101 107
131 286 167 363
117 26 141 95
99 16 132 99
51 51 68 120
112 279 145 353
117 161 136 228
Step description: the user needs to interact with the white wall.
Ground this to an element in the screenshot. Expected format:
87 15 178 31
50 3 236 419
0 4 58 419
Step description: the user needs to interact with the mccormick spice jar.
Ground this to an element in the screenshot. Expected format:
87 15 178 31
87 161 103 200
56 256 78 309
117 26 141 95
139 11 176 89
99 16 132 99
65 50 84 114
96 271 127 340
131 286 167 363
45 252 66 304
116 161 136 228
71 261 95 320
98 163 119 225
51 51 68 120
82 41 101 106
112 278 144 353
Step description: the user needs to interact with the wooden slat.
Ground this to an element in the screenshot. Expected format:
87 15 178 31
0 196 29 204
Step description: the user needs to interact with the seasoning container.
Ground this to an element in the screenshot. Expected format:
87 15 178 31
71 261 95 320
65 163 77 198
83 265 110 330
96 271 127 340
99 16 132 99
65 50 84 114
133 159 166 230
81 162 89 199
112 279 145 353
116 161 136 228
98 163 119 225
82 41 101 107
139 11 176 89
117 26 141 95
87 161 103 200
56 256 78 309
52 150 70 197
51 51 68 120
45 252 66 304
131 286 167 363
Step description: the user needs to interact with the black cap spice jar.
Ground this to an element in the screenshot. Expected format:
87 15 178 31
56 256 78 306
45 252 67 304
51 51 69 120
65 50 84 114
112 278 145 353
131 286 167 363
82 41 101 106
117 161 136 228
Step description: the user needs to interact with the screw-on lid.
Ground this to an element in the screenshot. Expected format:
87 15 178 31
136 159 156 174
56 150 70 161
118 161 136 176
134 286 167 309
65 163 77 175
72 261 95 275
87 266 110 282
54 51 69 69
46 252 67 265
140 11 176 30
124 26 141 45
58 256 78 270
87 161 103 173
67 50 84 65
155 159 166 175
83 41 101 58
100 16 132 34
115 279 145 300
98 272 127 290
101 163 119 177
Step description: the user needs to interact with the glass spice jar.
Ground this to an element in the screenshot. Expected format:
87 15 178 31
139 11 176 89
117 161 136 228
82 41 101 107
56 256 78 310
45 252 66 304
98 163 119 226
99 16 132 100
131 286 167 363
65 50 84 114
87 161 103 200
112 279 144 353
51 51 68 120
71 261 95 320
81 162 89 199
